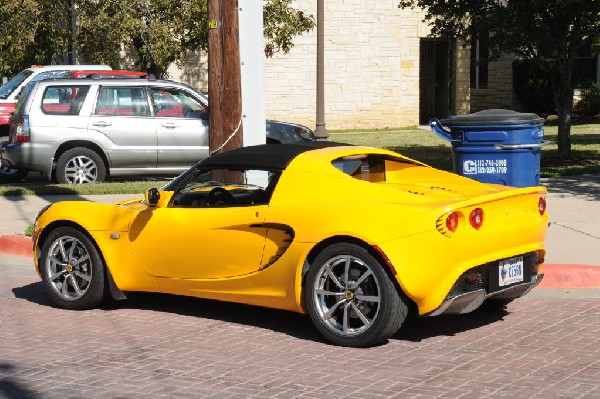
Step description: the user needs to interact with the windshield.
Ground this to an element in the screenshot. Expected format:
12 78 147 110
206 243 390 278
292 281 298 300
0 70 33 99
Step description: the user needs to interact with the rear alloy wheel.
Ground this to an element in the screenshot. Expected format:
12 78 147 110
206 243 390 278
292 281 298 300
55 147 106 184
41 227 105 310
305 243 408 347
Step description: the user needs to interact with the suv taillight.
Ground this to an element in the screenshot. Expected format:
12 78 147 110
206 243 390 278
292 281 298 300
16 116 30 142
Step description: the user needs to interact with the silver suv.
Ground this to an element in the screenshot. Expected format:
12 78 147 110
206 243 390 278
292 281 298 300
1 78 314 183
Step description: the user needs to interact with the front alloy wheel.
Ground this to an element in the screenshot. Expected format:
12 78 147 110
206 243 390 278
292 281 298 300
41 227 105 309
306 243 408 347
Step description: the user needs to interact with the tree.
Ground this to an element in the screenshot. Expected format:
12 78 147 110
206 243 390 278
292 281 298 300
0 1 314 80
398 0 600 160
0 0 74 75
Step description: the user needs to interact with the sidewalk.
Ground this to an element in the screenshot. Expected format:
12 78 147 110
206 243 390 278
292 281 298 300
538 175 600 287
0 176 599 287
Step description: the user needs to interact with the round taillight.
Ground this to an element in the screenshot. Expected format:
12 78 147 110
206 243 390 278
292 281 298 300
538 197 546 215
446 212 459 232
469 208 484 230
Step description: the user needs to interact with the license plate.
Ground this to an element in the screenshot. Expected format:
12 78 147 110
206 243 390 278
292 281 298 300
498 256 524 287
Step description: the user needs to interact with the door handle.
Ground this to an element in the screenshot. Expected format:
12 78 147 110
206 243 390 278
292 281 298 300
161 123 179 129
92 121 111 127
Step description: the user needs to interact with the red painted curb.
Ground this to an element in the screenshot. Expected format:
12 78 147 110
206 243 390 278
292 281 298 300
538 264 600 288
0 235 598 288
0 234 33 258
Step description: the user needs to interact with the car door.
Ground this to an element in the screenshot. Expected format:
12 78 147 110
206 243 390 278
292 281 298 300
129 206 268 279
88 86 158 168
128 168 273 280
150 86 209 167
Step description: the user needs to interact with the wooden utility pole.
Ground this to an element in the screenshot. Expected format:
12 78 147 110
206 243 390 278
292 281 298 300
208 0 244 155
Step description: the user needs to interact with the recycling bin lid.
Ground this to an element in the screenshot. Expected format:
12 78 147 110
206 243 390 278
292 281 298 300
440 109 544 127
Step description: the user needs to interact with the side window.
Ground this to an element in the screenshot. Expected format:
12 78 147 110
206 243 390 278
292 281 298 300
150 87 207 119
470 31 489 90
41 86 90 115
171 168 276 208
95 87 149 116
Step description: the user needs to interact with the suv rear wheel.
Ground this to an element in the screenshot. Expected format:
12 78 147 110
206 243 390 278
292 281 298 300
55 147 106 184
0 163 28 182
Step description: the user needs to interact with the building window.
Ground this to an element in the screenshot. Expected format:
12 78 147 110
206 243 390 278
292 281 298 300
470 31 489 89
572 38 599 89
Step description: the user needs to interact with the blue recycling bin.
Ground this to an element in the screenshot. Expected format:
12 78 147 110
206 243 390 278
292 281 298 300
429 109 548 187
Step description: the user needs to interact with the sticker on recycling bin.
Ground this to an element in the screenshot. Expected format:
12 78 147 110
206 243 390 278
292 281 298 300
463 159 507 175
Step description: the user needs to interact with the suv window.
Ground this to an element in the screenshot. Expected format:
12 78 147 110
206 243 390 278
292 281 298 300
95 86 149 116
150 87 207 119
41 86 90 115
13 83 36 115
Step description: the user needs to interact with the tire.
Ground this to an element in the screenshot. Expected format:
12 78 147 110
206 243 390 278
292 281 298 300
40 227 105 310
305 243 408 347
55 147 106 184
0 163 28 182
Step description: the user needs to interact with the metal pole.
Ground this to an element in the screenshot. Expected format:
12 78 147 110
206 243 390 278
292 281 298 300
70 0 78 64
208 0 224 154
315 0 327 140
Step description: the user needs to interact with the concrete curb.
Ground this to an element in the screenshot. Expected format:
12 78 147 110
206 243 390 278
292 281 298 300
1 234 598 289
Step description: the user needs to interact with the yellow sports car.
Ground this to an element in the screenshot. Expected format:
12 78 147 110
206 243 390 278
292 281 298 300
33 142 548 347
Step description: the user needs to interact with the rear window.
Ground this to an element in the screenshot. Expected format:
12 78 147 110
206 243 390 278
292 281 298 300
332 154 419 183
13 83 36 116
41 86 90 115
332 155 386 182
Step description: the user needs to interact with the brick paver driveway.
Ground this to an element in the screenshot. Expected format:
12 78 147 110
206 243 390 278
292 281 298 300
1 256 599 399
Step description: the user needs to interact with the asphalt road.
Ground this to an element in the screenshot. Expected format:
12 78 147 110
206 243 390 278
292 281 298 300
1 254 599 399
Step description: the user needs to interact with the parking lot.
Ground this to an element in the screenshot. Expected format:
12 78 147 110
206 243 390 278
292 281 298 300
1 254 599 399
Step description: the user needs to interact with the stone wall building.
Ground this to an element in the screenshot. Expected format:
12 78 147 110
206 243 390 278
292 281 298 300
169 1 519 130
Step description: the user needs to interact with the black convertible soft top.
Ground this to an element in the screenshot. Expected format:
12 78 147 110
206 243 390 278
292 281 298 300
201 141 349 170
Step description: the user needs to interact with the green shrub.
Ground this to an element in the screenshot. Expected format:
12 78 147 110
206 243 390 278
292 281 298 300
575 83 600 116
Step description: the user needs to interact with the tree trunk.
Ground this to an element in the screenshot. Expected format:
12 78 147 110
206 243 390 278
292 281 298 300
147 63 165 79
555 50 574 160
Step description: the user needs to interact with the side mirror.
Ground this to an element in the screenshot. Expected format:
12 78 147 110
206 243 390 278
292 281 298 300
145 188 160 207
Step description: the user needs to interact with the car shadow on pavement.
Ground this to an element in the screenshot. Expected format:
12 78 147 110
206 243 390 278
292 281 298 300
11 281 54 307
13 283 509 345
393 303 509 342
0 363 39 399
106 292 327 344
